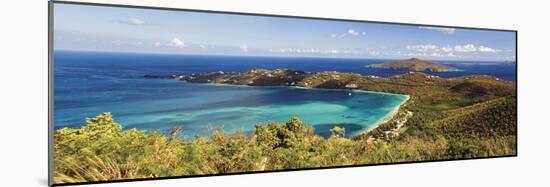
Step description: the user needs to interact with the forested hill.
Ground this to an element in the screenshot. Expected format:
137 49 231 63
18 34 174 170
366 58 457 72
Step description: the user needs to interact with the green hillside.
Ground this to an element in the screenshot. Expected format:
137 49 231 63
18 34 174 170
430 96 516 137
366 58 457 72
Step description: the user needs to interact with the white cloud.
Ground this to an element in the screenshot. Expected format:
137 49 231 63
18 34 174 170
404 43 502 60
126 18 145 25
419 26 456 34
169 38 185 48
408 44 501 54
406 45 438 52
332 29 367 38
441 47 453 52
240 44 249 52
478 46 499 53
454 44 477 52
153 40 212 49
402 45 460 58
403 51 455 58
266 45 485 59
268 47 372 55
348 29 360 36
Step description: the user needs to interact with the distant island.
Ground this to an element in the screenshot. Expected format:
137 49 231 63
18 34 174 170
366 58 457 72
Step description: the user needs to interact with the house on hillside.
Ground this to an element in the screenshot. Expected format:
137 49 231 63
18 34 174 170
345 83 359 89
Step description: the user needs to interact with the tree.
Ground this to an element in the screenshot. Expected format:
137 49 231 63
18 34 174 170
330 126 346 137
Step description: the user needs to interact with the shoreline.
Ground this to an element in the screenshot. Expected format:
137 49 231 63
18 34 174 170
202 82 409 97
362 95 410 135
183 81 411 137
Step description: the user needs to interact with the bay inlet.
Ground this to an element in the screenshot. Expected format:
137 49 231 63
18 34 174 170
55 76 409 138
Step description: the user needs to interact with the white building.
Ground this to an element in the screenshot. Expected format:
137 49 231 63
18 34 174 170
345 83 359 89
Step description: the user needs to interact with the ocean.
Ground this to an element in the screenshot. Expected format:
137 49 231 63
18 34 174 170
53 51 516 138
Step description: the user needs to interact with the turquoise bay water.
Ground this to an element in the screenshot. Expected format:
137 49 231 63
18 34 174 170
55 79 408 138
54 51 413 138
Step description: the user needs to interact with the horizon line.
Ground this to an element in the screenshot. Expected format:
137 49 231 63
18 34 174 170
53 49 512 63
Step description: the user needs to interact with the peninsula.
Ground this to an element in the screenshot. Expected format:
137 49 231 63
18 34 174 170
144 68 513 97
366 58 457 72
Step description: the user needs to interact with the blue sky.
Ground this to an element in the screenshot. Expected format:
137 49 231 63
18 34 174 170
54 3 516 61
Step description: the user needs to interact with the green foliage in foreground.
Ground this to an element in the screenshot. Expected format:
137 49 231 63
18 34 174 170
54 99 516 184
